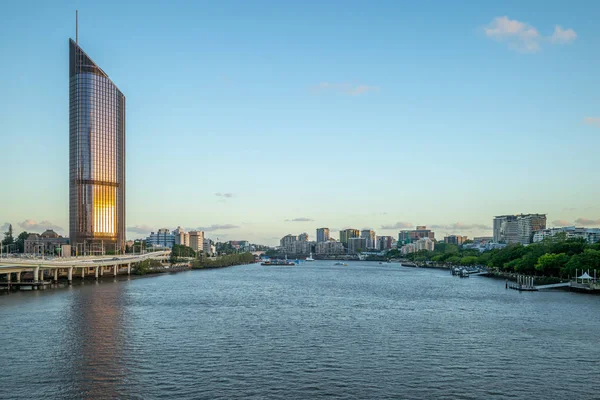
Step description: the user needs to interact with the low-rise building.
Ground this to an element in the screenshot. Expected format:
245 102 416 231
533 227 600 244
24 229 70 256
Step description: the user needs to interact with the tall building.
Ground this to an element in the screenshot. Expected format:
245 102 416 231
172 226 189 247
493 214 546 244
377 236 393 250
348 237 367 254
280 234 298 254
360 229 377 249
340 229 360 246
188 231 205 253
316 228 330 243
146 228 175 248
398 226 434 245
444 235 468 246
69 38 126 254
315 241 345 255
298 232 309 242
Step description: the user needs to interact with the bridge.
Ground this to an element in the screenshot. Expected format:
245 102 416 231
0 250 171 287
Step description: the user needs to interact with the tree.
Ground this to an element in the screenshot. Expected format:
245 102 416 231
460 256 479 266
15 231 28 253
2 224 14 246
535 253 569 276
563 249 600 278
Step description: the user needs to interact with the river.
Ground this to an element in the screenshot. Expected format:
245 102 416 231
1 261 599 399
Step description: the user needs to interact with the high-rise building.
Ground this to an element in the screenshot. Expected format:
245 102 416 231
69 38 126 254
377 236 393 250
340 229 360 246
348 237 367 254
398 226 434 245
360 229 377 249
315 241 345 255
172 226 189 247
188 231 205 253
316 228 330 243
444 235 468 246
493 214 546 244
298 232 309 242
280 234 298 254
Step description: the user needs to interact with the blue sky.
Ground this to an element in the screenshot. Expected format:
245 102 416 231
0 0 599 245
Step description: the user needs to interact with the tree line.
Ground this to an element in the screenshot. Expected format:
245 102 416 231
392 233 600 278
191 253 254 269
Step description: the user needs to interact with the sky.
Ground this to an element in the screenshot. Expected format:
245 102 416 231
0 0 599 245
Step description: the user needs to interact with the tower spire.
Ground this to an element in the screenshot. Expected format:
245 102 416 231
76 10 78 44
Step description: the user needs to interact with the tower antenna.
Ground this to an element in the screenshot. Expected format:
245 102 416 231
76 10 78 44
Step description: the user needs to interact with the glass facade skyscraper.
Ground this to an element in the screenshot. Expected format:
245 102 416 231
69 39 125 253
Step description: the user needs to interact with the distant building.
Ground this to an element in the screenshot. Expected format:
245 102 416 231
444 235 468 246
400 237 435 254
298 233 309 242
229 240 250 250
280 234 298 254
360 230 377 249
146 228 175 248
316 228 330 243
172 226 189 247
473 236 493 243
494 214 546 244
203 238 212 255
315 241 345 255
291 241 313 255
398 226 434 245
340 229 360 246
188 231 205 253
24 230 70 255
533 227 600 244
377 236 393 251
348 237 368 254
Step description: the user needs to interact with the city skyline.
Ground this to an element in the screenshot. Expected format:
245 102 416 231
1 1 599 246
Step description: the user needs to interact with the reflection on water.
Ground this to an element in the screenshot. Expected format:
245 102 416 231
1 263 599 399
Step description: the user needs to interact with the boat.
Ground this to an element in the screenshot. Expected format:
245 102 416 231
261 259 295 266
305 252 315 262
334 262 344 266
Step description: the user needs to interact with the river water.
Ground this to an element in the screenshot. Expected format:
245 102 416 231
1 262 599 399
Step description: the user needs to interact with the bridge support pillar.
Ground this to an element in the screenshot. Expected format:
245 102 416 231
7 273 11 284
113 265 118 277
34 266 39 283
81 267 85 279
127 263 131 275
100 267 104 277
53 269 58 283
95 267 99 280
16 272 21 282
67 267 73 284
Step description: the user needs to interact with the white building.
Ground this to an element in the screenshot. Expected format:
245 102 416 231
533 227 600 244
415 237 435 251
315 241 345 255
203 238 213 255
493 214 546 244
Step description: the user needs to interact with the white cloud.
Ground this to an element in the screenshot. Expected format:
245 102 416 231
19 219 64 233
381 222 413 230
551 220 571 227
285 218 314 222
550 25 577 44
584 117 600 128
215 192 234 198
312 82 380 96
484 16 576 53
127 225 154 234
196 224 240 232
430 222 491 231
574 218 600 226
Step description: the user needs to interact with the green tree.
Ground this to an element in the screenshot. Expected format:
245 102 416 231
2 224 14 246
460 256 479 266
563 249 600 278
535 253 569 276
14 231 28 253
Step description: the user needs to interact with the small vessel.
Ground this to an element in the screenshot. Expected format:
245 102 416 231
334 262 344 266
306 253 315 262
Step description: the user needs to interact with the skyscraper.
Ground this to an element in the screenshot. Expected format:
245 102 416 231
69 38 126 254
316 228 330 243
